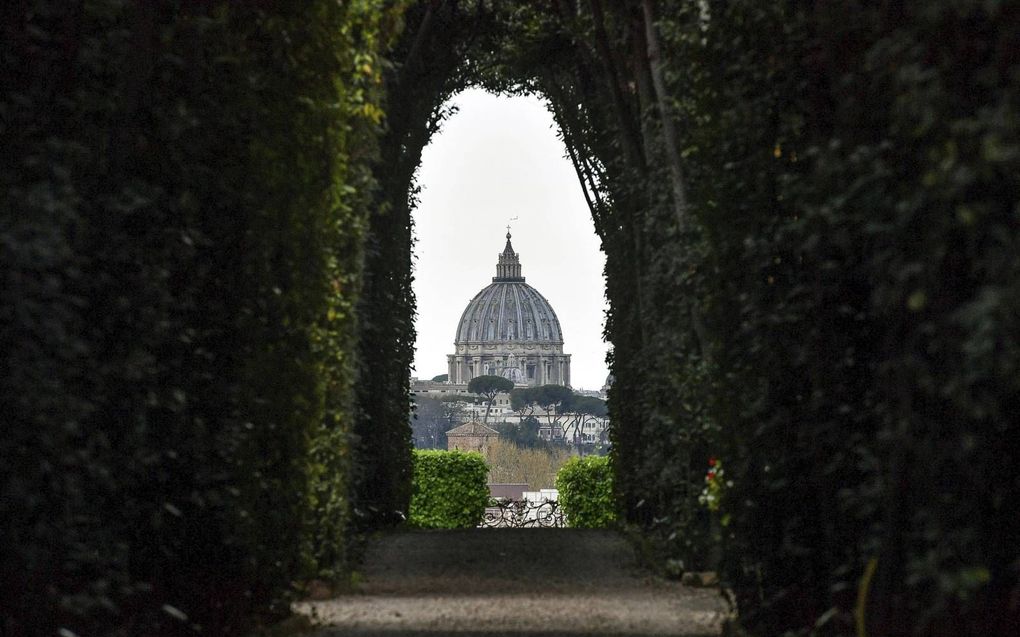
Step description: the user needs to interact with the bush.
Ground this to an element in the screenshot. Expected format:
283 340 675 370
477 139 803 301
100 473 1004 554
556 456 617 528
408 450 489 529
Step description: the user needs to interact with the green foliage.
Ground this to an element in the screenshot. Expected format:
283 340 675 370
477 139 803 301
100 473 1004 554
468 374 515 397
510 384 575 411
6 0 1017 634
1 1 394 634
510 388 536 412
431 373 449 382
350 0 495 530
374 0 1020 632
497 415 544 449
408 450 490 529
571 395 608 417
468 374 514 422
556 456 617 528
645 3 1020 634
410 395 463 449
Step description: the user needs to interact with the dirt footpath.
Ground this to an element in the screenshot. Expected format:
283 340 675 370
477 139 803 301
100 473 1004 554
297 528 726 636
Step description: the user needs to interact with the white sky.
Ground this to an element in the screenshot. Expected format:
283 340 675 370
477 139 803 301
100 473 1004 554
411 88 610 390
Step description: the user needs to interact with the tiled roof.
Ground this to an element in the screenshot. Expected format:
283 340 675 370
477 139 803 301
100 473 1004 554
446 421 499 436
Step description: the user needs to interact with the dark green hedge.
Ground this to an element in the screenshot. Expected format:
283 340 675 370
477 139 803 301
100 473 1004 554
8 1 1016 635
491 2 1020 635
408 450 489 529
396 1 1019 633
555 456 616 529
348 0 510 531
0 2 392 634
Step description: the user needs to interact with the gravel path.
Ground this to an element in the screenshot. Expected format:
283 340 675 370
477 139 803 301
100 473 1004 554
297 528 726 636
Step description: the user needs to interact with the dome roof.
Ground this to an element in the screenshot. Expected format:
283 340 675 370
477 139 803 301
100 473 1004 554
455 233 564 344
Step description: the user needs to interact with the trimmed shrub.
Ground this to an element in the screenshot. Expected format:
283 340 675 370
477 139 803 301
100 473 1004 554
556 456 617 528
408 450 489 529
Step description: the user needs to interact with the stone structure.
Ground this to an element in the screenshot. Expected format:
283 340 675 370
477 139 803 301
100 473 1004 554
446 421 500 455
448 232 571 387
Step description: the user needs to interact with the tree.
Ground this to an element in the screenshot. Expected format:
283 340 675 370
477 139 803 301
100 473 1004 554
410 395 463 449
510 387 538 415
497 415 544 449
563 396 609 455
467 375 513 423
573 395 608 418
486 438 573 490
510 385 575 440
431 373 449 382
533 384 574 413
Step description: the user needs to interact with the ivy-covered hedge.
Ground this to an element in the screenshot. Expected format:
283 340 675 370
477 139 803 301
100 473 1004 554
476 2 1019 635
408 450 489 529
6 1 1017 635
1 2 393 634
350 0 493 531
556 456 616 529
379 1 1019 633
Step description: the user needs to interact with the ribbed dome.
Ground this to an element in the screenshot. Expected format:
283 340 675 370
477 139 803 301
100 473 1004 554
456 281 563 343
455 233 564 344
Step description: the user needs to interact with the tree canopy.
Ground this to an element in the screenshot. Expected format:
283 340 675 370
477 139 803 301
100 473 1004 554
410 395 463 449
510 384 576 413
467 374 514 422
497 415 544 449
571 395 608 418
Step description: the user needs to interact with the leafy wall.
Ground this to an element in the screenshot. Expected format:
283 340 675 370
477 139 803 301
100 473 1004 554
383 1 1020 634
492 2 1020 634
1 2 395 634
350 0 505 529
3 2 1018 635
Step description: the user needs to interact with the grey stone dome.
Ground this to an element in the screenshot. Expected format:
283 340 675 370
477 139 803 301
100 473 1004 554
448 232 571 387
454 233 564 344
456 281 563 343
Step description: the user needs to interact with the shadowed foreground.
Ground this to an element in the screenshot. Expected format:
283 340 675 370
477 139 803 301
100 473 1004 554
298 528 725 636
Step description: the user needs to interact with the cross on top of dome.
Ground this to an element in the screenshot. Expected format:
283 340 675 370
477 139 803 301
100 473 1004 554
494 231 524 282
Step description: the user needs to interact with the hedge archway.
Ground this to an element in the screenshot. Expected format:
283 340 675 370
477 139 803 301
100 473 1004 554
3 2 1017 635
366 3 1020 636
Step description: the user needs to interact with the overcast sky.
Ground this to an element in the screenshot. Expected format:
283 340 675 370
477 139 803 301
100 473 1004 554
411 88 610 390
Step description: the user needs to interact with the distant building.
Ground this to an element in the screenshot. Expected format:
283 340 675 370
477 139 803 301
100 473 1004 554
412 376 609 446
600 374 614 399
445 421 499 456
448 232 571 387
412 231 614 451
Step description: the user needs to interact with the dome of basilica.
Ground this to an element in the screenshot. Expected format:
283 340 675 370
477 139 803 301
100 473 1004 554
455 279 563 344
447 232 571 387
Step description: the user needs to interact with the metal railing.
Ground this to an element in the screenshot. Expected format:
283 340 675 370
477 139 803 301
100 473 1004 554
480 497 565 528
